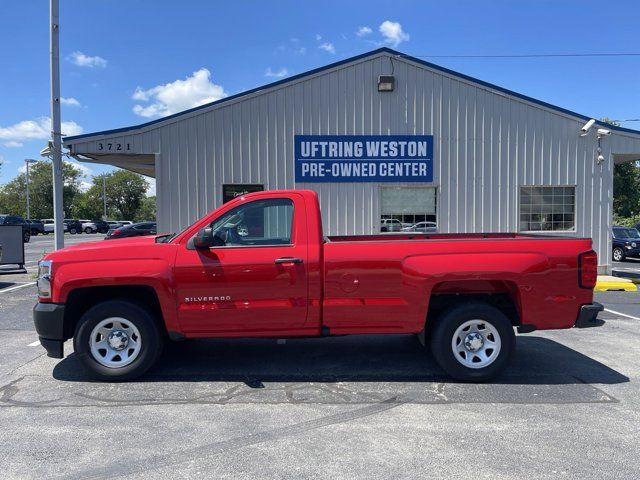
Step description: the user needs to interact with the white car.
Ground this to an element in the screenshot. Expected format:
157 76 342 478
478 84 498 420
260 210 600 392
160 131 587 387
78 219 97 234
401 221 438 233
41 219 67 234
380 218 403 232
117 220 133 226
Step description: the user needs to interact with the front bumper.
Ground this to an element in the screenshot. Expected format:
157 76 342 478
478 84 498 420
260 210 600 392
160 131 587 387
575 302 605 328
33 302 66 358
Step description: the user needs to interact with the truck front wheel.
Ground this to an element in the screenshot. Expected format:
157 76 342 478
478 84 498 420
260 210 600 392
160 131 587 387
73 300 163 381
429 302 515 382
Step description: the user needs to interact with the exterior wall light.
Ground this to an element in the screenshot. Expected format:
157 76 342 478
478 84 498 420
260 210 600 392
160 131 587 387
378 75 395 92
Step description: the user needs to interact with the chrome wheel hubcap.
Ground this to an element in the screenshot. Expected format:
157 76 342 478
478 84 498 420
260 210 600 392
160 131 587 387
89 318 142 368
452 319 501 369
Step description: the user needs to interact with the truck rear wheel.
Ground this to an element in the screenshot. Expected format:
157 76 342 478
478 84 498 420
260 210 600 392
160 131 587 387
429 302 515 382
73 300 163 381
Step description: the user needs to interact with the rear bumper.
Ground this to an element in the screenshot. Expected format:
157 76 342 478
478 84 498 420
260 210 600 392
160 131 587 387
33 302 66 358
574 302 605 328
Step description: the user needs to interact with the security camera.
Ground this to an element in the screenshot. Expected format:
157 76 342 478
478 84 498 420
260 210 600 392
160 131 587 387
597 128 611 136
580 119 596 136
597 154 605 165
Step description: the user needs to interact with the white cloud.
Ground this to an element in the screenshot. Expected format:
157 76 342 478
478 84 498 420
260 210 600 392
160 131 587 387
61 97 81 107
132 68 227 118
79 180 92 192
68 51 107 68
319 42 336 54
146 178 156 196
356 26 372 37
315 34 322 41
265 67 289 78
0 117 83 146
379 21 409 47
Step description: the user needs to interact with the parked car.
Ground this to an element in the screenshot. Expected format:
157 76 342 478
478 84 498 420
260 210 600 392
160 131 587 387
77 219 98 234
25 219 45 236
105 222 157 240
93 220 110 234
34 189 602 382
117 220 134 226
401 221 438 233
42 218 68 234
63 219 83 235
380 218 403 232
106 221 123 230
0 214 31 242
612 226 640 262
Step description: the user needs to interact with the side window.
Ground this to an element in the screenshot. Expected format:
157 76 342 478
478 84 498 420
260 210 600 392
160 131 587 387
210 198 294 246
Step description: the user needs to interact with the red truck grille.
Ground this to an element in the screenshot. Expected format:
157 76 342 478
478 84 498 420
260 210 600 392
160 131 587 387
578 250 598 289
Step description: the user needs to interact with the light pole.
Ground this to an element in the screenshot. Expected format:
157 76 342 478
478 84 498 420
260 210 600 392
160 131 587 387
102 175 107 220
50 0 64 249
24 159 38 219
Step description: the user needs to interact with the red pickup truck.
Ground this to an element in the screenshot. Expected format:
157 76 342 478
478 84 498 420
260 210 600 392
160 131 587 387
34 189 603 382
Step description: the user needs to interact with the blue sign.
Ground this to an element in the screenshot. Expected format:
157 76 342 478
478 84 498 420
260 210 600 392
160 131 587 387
295 135 433 183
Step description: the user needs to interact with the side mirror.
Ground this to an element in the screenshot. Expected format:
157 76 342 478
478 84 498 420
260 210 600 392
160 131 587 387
193 227 214 249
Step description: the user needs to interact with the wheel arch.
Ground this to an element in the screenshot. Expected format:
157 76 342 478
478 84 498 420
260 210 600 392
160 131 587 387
63 285 167 340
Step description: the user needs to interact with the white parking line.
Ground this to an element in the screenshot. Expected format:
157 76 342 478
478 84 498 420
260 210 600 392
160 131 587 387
0 282 36 294
28 340 41 347
604 308 640 321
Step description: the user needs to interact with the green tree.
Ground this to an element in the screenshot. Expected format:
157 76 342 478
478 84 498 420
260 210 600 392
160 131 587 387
73 170 149 220
134 196 156 222
604 118 640 218
0 161 82 218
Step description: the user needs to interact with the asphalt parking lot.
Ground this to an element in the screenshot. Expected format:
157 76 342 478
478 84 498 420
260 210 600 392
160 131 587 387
1 236 640 479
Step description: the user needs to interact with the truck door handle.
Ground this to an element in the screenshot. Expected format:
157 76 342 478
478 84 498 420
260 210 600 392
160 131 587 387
275 257 303 264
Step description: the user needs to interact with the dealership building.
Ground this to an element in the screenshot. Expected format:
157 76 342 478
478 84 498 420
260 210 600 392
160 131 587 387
63 47 640 272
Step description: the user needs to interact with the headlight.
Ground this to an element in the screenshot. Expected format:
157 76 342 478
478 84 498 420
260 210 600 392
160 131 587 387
633 242 637 248
37 260 52 298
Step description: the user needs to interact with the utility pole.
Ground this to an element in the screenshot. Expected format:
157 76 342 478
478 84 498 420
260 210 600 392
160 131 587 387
50 0 64 249
103 175 107 219
24 159 38 219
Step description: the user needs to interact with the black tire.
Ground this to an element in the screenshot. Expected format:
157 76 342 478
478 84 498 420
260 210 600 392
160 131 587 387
612 247 625 262
69 228 77 234
73 300 164 381
84 227 93 234
23 231 30 243
43 231 49 235
429 302 515 382
381 227 388 232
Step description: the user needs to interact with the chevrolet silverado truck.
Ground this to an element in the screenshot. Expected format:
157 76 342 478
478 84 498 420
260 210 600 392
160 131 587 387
34 189 603 382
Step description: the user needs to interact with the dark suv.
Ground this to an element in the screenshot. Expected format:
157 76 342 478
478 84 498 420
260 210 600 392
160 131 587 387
612 226 640 262
93 220 110 234
0 215 31 242
25 219 45 236
64 219 83 235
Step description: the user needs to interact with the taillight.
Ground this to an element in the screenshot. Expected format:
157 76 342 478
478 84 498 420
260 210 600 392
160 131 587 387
113 229 121 235
578 250 598 289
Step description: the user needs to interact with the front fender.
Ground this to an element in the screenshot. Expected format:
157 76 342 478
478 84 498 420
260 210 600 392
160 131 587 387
51 259 178 332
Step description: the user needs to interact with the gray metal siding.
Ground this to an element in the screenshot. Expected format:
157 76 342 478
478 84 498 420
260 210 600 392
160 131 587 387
67 52 640 270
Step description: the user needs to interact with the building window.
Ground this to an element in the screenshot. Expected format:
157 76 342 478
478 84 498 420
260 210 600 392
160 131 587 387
222 184 264 203
519 186 575 232
380 187 437 233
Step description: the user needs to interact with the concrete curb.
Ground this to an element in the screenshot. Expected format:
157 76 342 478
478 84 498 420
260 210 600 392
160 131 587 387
595 275 637 292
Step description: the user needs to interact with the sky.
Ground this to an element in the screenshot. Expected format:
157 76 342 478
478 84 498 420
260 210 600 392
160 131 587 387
1 0 639 194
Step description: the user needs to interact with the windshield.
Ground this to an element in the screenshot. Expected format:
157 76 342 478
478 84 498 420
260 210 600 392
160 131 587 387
613 228 640 239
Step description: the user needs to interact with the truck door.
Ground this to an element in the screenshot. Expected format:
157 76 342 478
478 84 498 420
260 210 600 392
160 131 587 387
174 195 309 334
